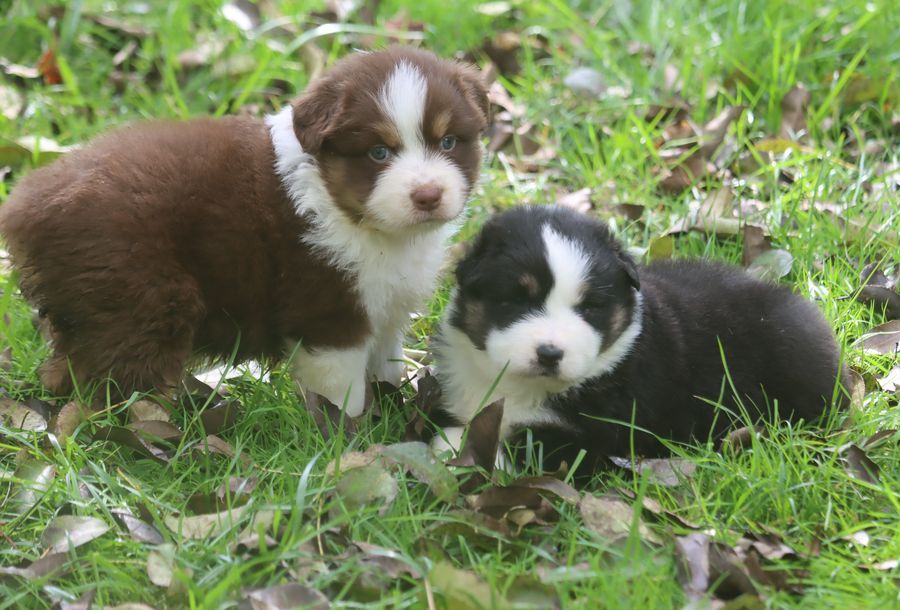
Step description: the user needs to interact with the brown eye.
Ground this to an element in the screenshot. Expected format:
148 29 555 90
440 135 457 151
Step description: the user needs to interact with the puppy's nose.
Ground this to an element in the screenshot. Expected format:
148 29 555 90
536 344 564 369
411 184 443 211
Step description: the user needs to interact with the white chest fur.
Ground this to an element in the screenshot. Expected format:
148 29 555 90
266 106 457 414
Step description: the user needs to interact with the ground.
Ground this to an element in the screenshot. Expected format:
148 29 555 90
0 0 898 609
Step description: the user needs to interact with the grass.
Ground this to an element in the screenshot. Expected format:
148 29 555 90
1 0 898 608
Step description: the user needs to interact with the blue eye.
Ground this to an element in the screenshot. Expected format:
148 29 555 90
368 145 391 162
440 135 457 151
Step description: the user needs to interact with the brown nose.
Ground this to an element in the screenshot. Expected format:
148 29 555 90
411 184 443 211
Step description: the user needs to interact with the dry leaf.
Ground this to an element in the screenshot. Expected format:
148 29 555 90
111 509 164 545
8 458 55 515
741 224 771 266
380 442 459 503
746 250 793 282
245 583 330 610
854 320 900 355
164 505 248 540
41 515 110 553
843 444 881 484
147 543 175 587
579 493 660 543
779 84 811 141
333 462 398 514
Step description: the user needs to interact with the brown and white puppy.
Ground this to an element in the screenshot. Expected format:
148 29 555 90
0 47 488 415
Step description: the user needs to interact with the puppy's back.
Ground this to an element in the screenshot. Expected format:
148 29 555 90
640 259 847 420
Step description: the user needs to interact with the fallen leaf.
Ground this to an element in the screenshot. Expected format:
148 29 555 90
0 552 68 580
199 398 242 434
129 420 182 442
564 67 606 98
876 368 899 394
0 399 46 433
245 583 330 610
324 445 385 477
0 83 23 120
427 560 508 610
217 476 259 499
675 533 760 602
50 401 89 444
146 543 175 587
579 493 660 543
856 263 900 319
9 458 56 515
333 462 398 514
843 444 881 484
93 426 170 462
129 399 170 423
448 399 504 473
164 504 248 540
380 442 459 503
779 84 811 141
111 509 164 545
634 458 697 487
430 509 513 545
854 320 900 355
741 224 771 266
41 515 110 553
720 426 766 452
746 250 793 282
508 476 580 504
556 188 593 214
193 434 253 467
37 48 61 85
0 346 11 370
468 485 558 523
57 588 96 610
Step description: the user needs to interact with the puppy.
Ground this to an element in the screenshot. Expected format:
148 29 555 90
433 205 848 472
0 47 488 415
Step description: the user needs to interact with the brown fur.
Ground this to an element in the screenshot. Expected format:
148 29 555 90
0 47 487 398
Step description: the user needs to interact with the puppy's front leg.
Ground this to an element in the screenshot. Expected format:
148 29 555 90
289 343 369 417
367 330 406 386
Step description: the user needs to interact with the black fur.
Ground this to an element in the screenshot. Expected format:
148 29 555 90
436 205 849 474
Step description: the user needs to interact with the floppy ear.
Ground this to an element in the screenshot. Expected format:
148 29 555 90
455 217 502 288
291 80 345 155
453 63 491 131
616 246 641 290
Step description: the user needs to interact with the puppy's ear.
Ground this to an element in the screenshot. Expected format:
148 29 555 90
291 80 345 154
453 63 490 131
455 217 502 288
616 246 641 290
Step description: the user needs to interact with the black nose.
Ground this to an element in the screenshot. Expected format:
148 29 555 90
536 344 564 369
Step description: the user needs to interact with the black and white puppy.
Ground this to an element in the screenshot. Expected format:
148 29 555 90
432 205 848 472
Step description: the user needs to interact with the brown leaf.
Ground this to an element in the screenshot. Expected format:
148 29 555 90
675 533 760 601
51 401 90 444
245 583 330 610
507 476 580 504
0 552 68 580
304 392 358 441
129 399 170 423
405 367 442 441
37 48 62 85
779 84 811 141
741 224 771 266
93 426 170 462
876 368 899 394
430 508 513 544
325 445 385 477
857 286 900 320
164 505 249 540
199 398 242 434
579 493 660 543
720 426 766 452
633 458 697 487
448 399 504 473
193 434 253 468
41 516 110 553
468 485 558 522
843 444 881 484
854 320 900 355
0 346 11 371
111 509 165 545
129 420 182 442
0 395 48 431
482 31 521 77
217 476 259 499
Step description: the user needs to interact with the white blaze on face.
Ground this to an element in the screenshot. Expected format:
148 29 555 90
369 61 468 231
485 225 604 384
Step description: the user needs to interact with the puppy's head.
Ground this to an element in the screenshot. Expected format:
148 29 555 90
449 206 642 391
292 47 488 233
